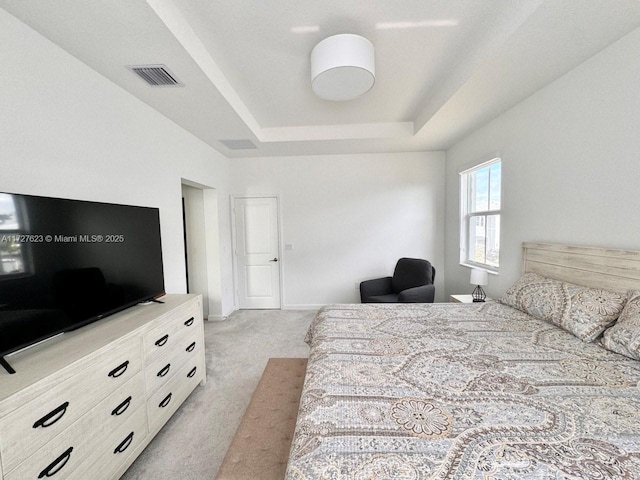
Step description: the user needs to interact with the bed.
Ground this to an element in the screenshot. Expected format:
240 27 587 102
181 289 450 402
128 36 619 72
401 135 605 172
285 243 640 479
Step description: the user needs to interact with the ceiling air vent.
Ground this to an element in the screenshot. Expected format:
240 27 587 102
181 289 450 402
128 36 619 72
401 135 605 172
127 65 183 87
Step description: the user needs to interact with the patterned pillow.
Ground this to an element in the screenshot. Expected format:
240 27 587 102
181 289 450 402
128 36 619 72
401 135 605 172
601 290 640 360
501 272 626 342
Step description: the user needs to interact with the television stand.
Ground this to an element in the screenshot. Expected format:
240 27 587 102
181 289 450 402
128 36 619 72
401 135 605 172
0 294 205 480
0 356 15 374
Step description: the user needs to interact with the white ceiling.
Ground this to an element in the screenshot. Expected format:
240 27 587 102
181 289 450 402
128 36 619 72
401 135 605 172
3 0 640 158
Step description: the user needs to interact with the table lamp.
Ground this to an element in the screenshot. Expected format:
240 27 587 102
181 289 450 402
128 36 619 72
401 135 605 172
470 268 488 302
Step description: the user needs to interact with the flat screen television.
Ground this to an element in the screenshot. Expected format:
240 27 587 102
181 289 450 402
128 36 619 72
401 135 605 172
0 192 165 374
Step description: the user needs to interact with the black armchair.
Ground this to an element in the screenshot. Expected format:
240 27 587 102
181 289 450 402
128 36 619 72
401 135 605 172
360 258 436 303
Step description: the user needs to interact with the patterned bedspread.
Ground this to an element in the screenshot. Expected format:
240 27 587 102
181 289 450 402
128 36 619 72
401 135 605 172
285 302 640 479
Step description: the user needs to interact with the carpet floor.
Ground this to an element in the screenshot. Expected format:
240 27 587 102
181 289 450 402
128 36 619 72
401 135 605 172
119 309 316 480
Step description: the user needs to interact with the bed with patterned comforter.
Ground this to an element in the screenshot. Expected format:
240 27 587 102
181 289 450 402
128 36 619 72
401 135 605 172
285 301 640 479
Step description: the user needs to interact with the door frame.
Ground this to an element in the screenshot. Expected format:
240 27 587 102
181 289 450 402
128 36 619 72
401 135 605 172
230 194 283 309
181 179 223 321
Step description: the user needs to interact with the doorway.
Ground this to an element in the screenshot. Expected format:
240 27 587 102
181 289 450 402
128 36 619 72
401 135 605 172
181 182 223 320
233 197 281 309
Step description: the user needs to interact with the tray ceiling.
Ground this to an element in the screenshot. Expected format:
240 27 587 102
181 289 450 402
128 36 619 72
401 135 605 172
2 0 640 157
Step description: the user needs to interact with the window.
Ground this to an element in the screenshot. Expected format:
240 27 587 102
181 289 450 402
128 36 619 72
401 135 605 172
0 193 28 276
460 158 501 270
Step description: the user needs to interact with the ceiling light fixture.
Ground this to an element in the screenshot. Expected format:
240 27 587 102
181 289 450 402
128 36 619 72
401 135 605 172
311 34 375 101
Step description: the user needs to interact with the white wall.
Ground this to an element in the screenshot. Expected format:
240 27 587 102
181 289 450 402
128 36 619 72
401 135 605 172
444 26 640 299
0 9 235 315
232 152 446 306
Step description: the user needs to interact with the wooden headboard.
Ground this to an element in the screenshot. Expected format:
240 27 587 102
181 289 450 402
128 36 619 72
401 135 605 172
522 242 640 294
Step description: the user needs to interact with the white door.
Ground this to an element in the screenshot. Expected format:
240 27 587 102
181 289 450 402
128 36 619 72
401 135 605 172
234 197 281 309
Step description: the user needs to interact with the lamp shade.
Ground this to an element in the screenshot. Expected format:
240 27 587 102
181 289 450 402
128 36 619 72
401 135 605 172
470 268 488 286
311 34 375 101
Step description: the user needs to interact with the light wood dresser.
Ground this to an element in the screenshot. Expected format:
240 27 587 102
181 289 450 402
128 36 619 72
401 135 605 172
0 294 205 480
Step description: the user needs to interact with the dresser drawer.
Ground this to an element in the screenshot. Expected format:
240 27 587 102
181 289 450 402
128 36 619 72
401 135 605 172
4 372 144 480
0 336 142 474
144 331 203 397
66 406 147 480
147 358 204 433
143 304 201 365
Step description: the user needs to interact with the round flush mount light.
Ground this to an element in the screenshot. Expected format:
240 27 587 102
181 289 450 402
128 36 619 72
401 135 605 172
311 34 375 101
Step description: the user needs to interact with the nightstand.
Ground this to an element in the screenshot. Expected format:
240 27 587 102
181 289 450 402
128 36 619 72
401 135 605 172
449 294 491 303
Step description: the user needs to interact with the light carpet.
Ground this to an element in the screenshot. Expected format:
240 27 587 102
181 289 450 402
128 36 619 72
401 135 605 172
119 309 315 480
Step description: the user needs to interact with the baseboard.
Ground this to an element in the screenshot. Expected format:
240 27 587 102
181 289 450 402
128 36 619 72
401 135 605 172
212 305 321 314
208 307 236 321
223 306 237 317
282 304 324 311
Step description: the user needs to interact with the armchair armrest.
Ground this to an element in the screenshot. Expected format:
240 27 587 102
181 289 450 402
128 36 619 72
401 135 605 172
360 276 393 301
398 284 435 303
